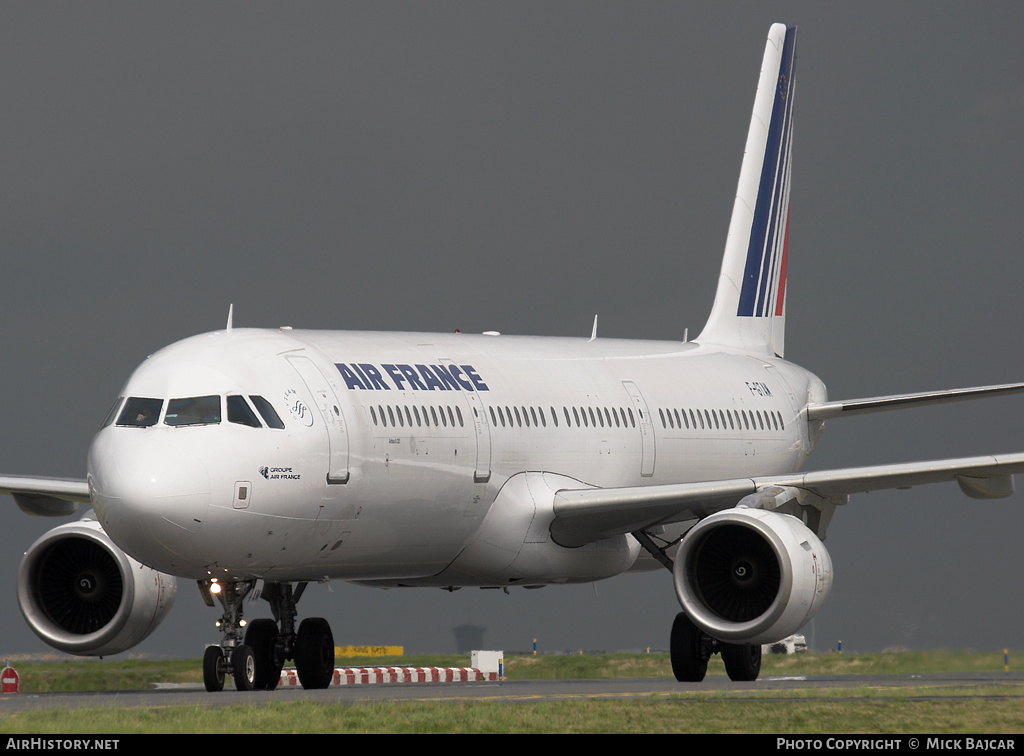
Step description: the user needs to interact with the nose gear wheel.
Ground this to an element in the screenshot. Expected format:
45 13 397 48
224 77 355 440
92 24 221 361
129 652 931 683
198 579 335 691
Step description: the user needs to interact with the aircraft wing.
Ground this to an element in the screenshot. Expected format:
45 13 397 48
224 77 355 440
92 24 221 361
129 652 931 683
0 475 90 517
549 452 1024 547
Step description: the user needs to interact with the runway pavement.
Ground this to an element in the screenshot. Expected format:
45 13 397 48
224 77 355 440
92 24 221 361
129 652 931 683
2 671 1022 712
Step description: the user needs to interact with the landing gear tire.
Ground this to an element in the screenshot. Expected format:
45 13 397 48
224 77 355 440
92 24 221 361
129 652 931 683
295 617 335 690
721 642 762 682
670 612 709 682
203 646 225 692
245 619 283 691
232 644 257 691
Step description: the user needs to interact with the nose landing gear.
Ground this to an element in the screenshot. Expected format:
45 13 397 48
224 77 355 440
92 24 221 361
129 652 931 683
198 578 335 691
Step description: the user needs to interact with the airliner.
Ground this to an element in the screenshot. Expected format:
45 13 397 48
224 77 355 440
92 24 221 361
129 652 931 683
4 23 1024 691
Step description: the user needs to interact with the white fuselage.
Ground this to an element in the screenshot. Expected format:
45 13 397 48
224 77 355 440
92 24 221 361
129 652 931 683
87 328 826 586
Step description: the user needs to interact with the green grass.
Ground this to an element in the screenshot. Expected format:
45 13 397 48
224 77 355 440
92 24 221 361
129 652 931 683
4 695 1024 734
2 651 1022 733
3 649 1018 692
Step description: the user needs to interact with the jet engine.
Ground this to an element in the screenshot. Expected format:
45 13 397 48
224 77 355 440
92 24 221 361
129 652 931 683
18 514 176 656
673 508 832 644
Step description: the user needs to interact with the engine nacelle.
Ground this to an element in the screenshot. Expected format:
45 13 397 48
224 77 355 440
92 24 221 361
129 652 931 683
673 508 832 644
18 514 177 656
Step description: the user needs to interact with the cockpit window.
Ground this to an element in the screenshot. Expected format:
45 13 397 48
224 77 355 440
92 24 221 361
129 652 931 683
164 396 221 426
101 397 125 429
250 395 286 429
117 397 163 427
227 395 262 428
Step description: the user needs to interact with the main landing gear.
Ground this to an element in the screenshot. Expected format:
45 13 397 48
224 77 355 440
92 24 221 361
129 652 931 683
669 612 761 682
198 579 335 691
631 531 762 683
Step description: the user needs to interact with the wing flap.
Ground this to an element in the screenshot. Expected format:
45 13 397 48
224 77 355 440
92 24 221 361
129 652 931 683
550 452 1024 547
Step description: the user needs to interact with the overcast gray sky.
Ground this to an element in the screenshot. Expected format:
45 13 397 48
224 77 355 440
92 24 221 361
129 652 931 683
2 2 1024 662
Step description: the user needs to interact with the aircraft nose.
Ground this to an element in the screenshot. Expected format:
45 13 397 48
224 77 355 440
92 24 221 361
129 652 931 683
88 429 211 564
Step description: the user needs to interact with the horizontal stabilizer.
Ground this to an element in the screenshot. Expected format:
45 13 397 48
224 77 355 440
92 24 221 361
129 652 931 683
806 382 1024 421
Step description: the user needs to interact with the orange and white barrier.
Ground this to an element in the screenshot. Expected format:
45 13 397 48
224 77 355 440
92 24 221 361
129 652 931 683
278 666 497 686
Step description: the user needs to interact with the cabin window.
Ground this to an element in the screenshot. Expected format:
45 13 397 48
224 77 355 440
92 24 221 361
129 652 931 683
117 397 162 427
165 396 220 426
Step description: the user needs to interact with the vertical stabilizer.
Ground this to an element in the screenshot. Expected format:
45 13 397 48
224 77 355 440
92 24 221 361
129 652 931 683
696 24 796 357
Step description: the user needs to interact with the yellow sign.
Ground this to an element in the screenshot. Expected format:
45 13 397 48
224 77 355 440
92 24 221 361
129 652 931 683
335 645 404 658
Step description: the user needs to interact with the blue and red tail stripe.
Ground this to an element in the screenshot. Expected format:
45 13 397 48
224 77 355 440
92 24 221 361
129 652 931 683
736 25 796 318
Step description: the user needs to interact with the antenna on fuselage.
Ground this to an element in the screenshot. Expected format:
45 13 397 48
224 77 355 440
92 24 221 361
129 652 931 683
226 303 234 333
589 314 598 342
